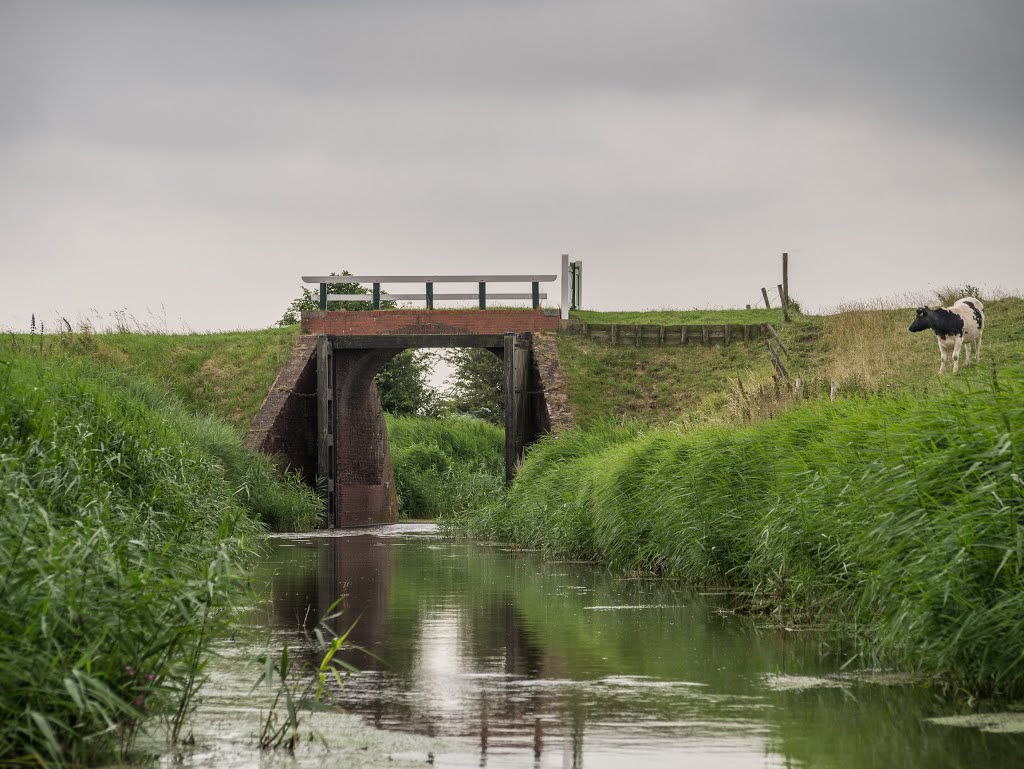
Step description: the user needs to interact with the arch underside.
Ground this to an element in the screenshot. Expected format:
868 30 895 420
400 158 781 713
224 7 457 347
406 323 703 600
321 332 542 528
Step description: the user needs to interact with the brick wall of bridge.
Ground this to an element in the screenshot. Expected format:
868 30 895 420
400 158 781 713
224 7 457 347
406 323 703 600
244 335 319 485
301 308 560 336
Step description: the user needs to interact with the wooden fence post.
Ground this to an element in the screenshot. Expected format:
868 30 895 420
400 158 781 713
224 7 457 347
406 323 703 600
761 287 771 309
782 252 789 308
766 339 789 382
779 283 789 321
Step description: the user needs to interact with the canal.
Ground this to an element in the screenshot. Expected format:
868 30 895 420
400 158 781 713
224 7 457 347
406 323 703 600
150 524 1024 768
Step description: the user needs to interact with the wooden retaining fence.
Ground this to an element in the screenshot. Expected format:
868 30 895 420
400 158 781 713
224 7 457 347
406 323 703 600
562 321 767 347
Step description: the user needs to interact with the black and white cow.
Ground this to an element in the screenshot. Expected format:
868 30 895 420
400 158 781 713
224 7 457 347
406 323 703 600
908 297 985 374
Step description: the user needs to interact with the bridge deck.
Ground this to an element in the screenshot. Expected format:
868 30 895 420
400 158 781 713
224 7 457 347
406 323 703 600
329 334 508 349
301 308 561 337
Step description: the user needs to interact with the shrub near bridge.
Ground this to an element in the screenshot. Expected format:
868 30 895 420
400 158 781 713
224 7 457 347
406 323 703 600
0 349 320 765
450 367 1024 697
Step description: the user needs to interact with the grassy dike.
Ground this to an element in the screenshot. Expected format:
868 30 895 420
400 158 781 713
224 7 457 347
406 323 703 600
562 297 1024 426
446 365 1024 698
48 325 301 429
0 346 320 765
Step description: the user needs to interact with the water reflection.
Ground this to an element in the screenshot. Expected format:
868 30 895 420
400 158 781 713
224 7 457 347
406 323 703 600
261 527 1024 769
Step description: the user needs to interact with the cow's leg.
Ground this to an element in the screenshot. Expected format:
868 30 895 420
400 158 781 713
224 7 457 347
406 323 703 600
976 335 982 362
962 341 972 366
952 336 964 373
938 339 947 374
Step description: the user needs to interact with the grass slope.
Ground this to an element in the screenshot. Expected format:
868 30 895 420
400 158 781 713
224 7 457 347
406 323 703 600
0 348 320 765
560 297 1024 426
44 326 301 429
558 335 774 428
448 365 1024 697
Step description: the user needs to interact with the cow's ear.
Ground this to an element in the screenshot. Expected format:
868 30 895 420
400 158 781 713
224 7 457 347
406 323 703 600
916 307 927 315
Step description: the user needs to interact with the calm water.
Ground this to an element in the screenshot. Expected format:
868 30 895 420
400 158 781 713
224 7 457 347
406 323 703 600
151 524 1024 768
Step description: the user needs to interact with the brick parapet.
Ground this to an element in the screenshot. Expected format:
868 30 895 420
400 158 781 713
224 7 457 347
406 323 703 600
301 309 560 336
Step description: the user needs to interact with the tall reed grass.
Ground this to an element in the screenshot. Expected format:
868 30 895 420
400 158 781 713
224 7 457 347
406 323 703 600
448 366 1024 697
386 415 504 518
0 348 321 765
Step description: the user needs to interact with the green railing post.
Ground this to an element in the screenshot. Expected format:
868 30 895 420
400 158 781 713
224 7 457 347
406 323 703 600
531 281 540 309
426 282 434 310
479 282 486 309
319 282 327 310
372 283 380 309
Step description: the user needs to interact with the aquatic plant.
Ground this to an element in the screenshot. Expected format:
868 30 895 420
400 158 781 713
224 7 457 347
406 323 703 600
254 598 358 752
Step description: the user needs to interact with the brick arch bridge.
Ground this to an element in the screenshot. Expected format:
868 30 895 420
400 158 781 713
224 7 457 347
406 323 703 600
246 309 573 527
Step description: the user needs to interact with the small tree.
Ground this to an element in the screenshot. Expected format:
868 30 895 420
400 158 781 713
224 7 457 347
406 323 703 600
277 273 397 327
441 348 504 424
377 350 439 416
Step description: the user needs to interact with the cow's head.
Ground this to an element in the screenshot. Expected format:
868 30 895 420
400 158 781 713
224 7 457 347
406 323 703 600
909 307 931 333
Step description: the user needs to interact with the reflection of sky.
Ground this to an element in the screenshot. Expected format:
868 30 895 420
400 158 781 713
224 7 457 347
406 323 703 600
158 529 1024 769
411 607 475 722
340 586 784 766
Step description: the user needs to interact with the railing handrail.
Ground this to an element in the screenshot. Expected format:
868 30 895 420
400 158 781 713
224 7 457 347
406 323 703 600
302 274 556 284
328 293 547 301
304 274 557 311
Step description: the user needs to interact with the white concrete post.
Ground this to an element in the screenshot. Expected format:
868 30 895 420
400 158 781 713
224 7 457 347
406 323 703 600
560 253 570 319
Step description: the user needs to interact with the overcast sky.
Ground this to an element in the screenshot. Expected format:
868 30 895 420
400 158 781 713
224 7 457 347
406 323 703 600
1 0 1022 331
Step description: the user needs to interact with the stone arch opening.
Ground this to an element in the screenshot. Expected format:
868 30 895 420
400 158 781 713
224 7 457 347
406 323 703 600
248 322 572 530
319 334 532 528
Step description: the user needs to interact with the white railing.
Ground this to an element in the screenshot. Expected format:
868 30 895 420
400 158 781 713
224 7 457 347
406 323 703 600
301 274 557 311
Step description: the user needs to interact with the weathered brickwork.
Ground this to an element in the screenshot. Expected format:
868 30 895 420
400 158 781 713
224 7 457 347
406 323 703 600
244 335 319 485
530 333 575 435
301 309 560 336
250 311 571 529
332 349 400 526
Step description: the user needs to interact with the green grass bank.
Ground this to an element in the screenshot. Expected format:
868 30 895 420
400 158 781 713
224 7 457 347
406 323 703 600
22 325 301 429
0 347 320 765
387 414 504 518
562 297 1024 427
446 365 1024 698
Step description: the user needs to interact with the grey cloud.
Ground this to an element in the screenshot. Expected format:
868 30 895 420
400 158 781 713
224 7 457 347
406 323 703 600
2 0 1022 150
0 0 1021 331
